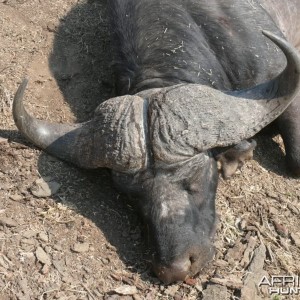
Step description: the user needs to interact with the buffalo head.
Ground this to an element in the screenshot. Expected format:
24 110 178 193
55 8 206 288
13 32 300 283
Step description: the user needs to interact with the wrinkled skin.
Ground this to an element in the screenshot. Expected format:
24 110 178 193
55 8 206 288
13 0 300 284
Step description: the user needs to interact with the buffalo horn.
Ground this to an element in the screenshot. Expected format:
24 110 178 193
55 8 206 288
13 79 147 171
147 31 300 163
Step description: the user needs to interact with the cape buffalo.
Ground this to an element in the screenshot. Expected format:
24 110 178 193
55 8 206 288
13 0 300 283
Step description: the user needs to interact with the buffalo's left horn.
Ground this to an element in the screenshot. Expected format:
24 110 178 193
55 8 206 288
13 79 147 171
147 31 300 163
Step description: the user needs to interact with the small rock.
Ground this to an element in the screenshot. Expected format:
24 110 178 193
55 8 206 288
0 183 13 190
9 194 23 201
0 217 17 227
53 244 63 251
30 178 61 198
41 264 50 274
38 232 49 242
72 242 89 253
101 258 110 265
21 238 36 246
268 206 278 215
44 245 52 253
62 274 73 283
113 285 138 296
291 233 300 247
22 230 37 239
36 247 51 265
202 284 229 300
46 22 58 32
273 220 289 238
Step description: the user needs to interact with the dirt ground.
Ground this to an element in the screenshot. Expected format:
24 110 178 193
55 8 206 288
0 0 300 299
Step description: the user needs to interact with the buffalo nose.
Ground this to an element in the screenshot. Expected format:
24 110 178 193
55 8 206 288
153 257 191 284
152 245 215 284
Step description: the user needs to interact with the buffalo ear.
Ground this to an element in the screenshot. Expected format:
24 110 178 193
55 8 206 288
216 140 257 179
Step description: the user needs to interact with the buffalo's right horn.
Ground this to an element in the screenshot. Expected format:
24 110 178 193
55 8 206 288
13 79 148 171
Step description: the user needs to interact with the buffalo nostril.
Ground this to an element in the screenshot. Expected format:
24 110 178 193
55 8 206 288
189 255 196 264
153 257 191 284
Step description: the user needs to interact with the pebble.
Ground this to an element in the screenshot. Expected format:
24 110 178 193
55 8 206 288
22 230 37 239
113 285 138 296
72 242 90 253
53 244 62 251
36 247 51 265
291 233 300 247
38 232 49 242
21 238 36 246
9 194 23 202
30 178 61 198
41 264 50 275
0 217 17 227
268 206 278 215
202 284 229 300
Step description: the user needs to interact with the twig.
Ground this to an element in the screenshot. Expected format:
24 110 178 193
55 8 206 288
81 283 96 300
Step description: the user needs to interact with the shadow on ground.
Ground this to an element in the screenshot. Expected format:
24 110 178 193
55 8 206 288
253 129 290 178
40 0 153 281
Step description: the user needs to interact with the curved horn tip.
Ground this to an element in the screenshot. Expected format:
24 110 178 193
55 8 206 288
262 30 277 39
15 78 29 97
261 30 288 50
13 78 29 109
261 30 299 61
13 78 30 126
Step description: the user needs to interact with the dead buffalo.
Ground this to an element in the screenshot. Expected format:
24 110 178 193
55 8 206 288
13 0 300 284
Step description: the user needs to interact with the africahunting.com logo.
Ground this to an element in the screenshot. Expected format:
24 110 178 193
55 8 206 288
259 276 300 296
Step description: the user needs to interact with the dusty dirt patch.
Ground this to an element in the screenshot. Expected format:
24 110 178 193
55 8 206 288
0 0 300 299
